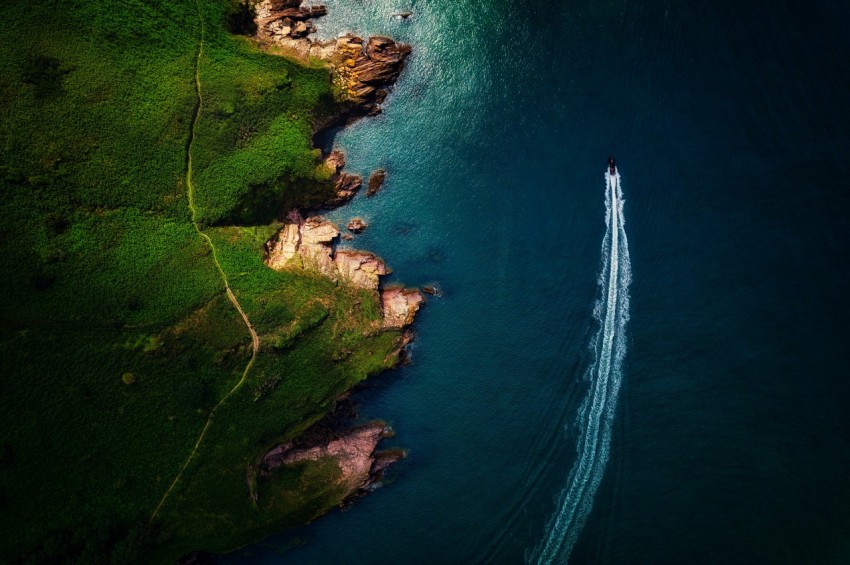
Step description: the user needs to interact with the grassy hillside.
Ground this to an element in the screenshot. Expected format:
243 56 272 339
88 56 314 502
0 0 400 561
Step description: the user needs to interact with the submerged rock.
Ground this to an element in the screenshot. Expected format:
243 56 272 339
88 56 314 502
422 284 442 297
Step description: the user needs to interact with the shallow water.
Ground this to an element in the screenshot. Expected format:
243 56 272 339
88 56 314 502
226 1 850 562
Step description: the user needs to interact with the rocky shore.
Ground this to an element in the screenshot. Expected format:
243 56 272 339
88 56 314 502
252 0 419 515
255 0 411 121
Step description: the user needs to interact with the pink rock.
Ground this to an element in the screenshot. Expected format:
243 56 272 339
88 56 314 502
381 287 424 328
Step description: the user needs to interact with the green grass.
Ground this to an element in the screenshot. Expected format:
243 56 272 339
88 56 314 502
191 1 341 225
0 0 404 561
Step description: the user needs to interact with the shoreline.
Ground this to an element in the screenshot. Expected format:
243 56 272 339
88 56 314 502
223 0 422 555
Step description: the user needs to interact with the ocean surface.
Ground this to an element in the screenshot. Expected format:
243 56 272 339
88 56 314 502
227 1 850 562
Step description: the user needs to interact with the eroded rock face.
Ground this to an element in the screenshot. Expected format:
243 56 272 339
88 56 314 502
329 172 362 207
264 223 301 269
381 287 424 329
325 149 346 172
298 216 339 276
265 214 339 278
334 250 388 290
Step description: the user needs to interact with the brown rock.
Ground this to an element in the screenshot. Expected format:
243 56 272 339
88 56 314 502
324 149 345 173
308 5 327 18
291 21 309 38
334 250 388 290
347 217 368 233
324 172 362 207
342 36 412 89
367 169 386 197
381 287 424 328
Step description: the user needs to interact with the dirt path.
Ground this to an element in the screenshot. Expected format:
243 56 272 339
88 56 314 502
150 1 260 523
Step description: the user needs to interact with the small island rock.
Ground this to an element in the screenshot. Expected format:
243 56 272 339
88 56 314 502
347 217 368 233
367 169 386 197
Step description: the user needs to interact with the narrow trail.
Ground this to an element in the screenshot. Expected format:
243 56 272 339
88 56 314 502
150 2 260 524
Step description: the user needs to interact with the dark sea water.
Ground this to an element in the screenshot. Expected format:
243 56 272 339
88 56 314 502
227 1 850 562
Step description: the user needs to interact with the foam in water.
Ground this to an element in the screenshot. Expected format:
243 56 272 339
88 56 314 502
529 170 631 564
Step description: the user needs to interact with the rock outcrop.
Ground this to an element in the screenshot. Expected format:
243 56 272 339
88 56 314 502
323 150 362 208
334 250 388 290
263 422 398 491
250 0 419 536
367 169 386 197
381 287 424 329
264 214 339 277
265 216 422 328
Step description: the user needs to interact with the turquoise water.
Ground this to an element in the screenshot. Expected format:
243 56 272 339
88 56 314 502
228 1 850 562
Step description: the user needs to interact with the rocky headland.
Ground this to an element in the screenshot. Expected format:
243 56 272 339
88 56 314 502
262 420 404 500
252 0 420 515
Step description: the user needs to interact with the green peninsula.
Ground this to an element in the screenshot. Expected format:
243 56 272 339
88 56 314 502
0 0 416 561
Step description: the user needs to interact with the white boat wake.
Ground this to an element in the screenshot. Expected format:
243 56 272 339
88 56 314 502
529 169 631 564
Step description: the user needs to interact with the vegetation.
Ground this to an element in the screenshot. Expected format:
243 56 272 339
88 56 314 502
0 0 401 561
